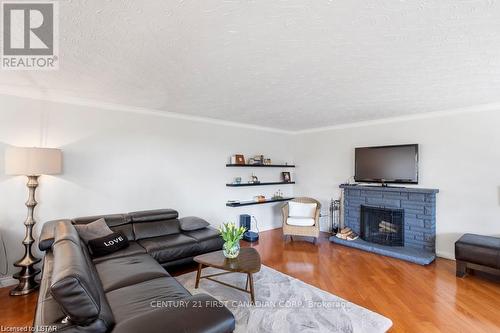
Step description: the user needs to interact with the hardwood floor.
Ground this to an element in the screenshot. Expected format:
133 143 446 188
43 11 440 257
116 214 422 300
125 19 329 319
1 228 500 332
240 229 500 333
0 286 38 328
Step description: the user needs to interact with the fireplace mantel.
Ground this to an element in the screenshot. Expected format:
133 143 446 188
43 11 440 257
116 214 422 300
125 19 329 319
339 184 439 194
330 184 439 265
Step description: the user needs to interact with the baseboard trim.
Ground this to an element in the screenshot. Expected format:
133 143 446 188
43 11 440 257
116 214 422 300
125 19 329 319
436 251 455 260
0 275 17 288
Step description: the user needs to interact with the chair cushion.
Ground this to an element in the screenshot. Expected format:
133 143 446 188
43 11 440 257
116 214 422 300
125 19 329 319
288 202 317 218
455 234 500 269
92 241 147 264
286 217 315 227
95 254 169 292
106 277 191 323
138 234 199 264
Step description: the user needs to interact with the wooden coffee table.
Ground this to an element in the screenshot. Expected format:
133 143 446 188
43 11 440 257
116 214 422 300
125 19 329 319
194 248 261 304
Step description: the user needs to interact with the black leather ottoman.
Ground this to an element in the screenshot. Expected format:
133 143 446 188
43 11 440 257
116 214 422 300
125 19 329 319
455 233 500 277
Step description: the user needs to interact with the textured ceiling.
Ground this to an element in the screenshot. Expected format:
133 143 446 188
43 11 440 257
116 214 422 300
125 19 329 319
1 0 500 130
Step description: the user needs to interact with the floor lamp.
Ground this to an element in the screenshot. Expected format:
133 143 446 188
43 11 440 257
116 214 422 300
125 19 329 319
5 147 62 296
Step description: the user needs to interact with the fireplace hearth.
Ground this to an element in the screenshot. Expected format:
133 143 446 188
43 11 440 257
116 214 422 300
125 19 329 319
361 205 404 247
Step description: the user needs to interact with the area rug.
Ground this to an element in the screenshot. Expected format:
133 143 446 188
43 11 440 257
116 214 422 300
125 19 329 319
177 265 392 333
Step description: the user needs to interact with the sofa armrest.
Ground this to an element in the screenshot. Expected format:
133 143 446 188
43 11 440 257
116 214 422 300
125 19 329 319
113 293 235 333
39 219 72 251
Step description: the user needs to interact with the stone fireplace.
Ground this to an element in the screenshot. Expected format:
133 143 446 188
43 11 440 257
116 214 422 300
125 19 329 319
329 184 439 265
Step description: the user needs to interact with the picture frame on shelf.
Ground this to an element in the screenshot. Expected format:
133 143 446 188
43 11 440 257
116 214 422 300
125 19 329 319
282 172 291 182
235 154 245 165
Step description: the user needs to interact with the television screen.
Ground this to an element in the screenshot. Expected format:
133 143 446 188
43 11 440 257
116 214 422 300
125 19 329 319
355 144 418 184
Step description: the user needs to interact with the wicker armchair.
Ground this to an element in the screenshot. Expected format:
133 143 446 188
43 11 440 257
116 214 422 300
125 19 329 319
282 197 321 244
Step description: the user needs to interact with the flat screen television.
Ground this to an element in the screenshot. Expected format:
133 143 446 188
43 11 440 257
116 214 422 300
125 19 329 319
354 144 419 185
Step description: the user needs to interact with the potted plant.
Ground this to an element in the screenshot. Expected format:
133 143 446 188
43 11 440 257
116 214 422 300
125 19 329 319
218 222 246 258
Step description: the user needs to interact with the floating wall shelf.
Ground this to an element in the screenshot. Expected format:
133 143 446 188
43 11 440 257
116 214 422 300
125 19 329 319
226 164 295 168
226 181 295 187
226 197 294 207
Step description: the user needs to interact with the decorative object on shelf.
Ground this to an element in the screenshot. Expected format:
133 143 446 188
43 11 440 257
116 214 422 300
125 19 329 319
272 189 284 200
249 174 260 184
5 147 62 296
218 222 246 258
233 177 242 184
264 158 272 165
234 154 245 165
253 155 264 164
253 195 266 202
282 171 291 182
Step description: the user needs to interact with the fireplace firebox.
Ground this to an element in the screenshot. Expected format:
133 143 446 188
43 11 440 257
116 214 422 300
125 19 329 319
360 205 404 247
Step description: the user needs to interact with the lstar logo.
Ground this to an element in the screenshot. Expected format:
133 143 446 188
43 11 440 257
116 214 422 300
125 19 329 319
1 1 58 70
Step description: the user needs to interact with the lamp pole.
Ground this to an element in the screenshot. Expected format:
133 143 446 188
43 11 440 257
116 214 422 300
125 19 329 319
10 175 42 296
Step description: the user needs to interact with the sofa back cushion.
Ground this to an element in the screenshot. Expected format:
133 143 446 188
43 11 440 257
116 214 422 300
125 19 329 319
130 209 181 240
73 213 135 241
179 216 210 231
50 222 102 325
129 209 178 222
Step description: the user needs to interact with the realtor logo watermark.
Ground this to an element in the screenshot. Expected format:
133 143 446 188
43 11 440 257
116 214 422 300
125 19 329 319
1 1 58 70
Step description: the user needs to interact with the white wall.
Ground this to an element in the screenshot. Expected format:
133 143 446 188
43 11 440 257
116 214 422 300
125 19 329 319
0 95 294 275
293 109 500 259
1 94 499 273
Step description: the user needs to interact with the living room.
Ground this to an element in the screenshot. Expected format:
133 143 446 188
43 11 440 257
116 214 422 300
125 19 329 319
1 1 500 333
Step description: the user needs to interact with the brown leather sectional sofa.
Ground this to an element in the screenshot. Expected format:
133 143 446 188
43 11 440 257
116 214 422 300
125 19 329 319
34 209 236 333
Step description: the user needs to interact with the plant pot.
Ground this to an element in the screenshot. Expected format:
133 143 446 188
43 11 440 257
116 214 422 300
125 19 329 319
223 241 240 259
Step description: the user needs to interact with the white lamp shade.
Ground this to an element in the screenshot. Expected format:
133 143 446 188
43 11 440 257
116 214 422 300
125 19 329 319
5 147 62 176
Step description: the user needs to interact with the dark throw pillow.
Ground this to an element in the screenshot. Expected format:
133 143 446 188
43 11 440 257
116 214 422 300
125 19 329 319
179 216 210 231
74 218 113 244
88 231 129 257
